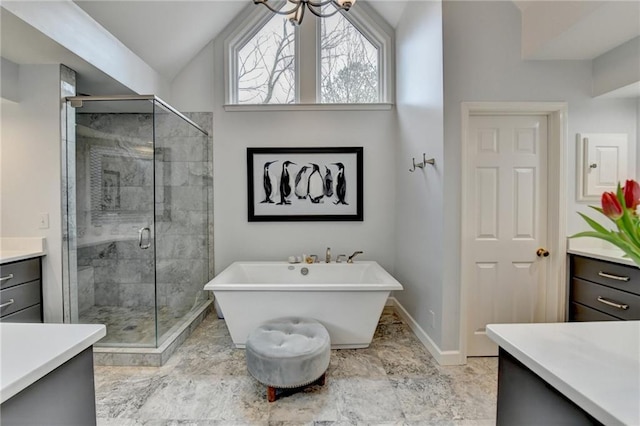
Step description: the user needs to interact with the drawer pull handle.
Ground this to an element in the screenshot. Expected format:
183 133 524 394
597 296 629 310
597 271 630 282
0 299 15 309
0 274 14 282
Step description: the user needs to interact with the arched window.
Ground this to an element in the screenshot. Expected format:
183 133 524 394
320 4 379 103
237 8 296 104
226 3 393 106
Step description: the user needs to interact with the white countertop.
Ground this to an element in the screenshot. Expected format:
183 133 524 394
0 237 46 264
567 246 638 267
0 249 46 264
567 237 639 267
0 323 106 403
487 321 640 426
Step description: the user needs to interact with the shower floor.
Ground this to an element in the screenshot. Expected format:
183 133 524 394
79 305 193 347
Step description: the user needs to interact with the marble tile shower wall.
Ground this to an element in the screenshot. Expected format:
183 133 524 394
75 111 213 318
155 111 212 320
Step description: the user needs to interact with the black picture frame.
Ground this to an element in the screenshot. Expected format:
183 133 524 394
247 147 363 222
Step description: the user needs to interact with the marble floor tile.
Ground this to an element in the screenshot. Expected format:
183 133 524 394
374 343 441 379
173 337 247 376
96 373 168 419
267 382 340 423
135 376 269 423
333 378 404 423
328 348 387 379
95 309 497 425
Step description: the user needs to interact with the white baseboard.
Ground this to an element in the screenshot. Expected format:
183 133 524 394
386 297 465 366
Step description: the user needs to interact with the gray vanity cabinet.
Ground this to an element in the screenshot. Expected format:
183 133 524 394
568 255 640 321
0 257 43 323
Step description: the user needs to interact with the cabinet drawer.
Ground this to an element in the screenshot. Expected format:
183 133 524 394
0 304 42 323
572 256 640 295
571 278 640 320
0 280 41 317
0 258 41 290
569 302 620 322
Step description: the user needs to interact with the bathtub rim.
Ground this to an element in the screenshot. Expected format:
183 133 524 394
204 260 403 292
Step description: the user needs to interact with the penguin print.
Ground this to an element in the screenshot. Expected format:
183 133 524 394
277 161 296 205
324 166 334 197
307 163 324 204
260 160 278 203
294 165 310 199
333 162 348 205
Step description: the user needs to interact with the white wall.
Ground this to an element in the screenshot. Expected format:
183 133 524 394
442 1 638 350
520 1 601 59
170 41 215 112
208 41 397 272
394 2 445 348
3 1 168 98
1 64 65 322
592 37 640 97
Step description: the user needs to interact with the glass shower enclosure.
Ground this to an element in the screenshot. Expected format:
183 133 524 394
63 95 211 348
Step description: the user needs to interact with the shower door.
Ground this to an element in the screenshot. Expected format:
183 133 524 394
65 95 211 351
71 99 158 347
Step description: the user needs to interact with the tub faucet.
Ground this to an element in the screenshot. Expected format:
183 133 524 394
336 254 347 263
347 251 364 263
325 247 331 263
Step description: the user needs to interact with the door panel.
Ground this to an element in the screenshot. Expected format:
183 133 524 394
466 115 548 356
476 168 498 239
581 133 628 198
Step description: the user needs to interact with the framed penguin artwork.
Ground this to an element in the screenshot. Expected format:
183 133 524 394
247 147 363 222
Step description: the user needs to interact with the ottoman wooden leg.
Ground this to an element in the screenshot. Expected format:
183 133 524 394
317 372 326 386
267 386 277 402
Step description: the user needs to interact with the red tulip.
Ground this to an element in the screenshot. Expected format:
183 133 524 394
602 192 623 220
623 179 640 210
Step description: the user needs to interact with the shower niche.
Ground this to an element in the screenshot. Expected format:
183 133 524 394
63 96 213 364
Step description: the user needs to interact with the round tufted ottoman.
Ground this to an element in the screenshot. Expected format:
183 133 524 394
245 317 331 402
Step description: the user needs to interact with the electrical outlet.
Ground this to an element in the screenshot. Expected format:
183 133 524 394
429 310 436 329
38 213 49 229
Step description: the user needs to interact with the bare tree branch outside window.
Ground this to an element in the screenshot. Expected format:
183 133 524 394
237 12 296 104
235 5 379 104
320 5 379 103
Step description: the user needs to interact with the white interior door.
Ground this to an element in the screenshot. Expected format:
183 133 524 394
465 115 549 356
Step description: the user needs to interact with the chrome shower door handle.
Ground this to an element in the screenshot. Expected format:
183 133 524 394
138 227 151 249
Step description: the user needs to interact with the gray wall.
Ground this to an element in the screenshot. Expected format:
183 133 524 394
1 64 70 323
169 0 638 356
441 1 638 351
206 19 397 273
394 1 445 349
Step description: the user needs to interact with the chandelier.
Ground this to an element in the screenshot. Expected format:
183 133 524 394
253 0 356 26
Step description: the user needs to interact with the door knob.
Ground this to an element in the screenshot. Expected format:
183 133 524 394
536 248 550 257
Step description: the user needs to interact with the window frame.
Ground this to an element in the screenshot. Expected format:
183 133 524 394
224 1 394 110
316 5 387 104
225 4 301 105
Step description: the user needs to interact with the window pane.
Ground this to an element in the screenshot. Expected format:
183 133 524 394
321 5 379 103
237 12 295 104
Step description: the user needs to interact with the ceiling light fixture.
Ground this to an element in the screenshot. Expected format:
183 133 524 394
253 0 356 26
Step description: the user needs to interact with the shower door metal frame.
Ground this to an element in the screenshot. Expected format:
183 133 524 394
65 95 209 136
62 96 157 347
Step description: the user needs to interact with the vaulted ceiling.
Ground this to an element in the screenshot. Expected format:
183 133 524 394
73 0 408 81
72 0 639 84
2 1 638 96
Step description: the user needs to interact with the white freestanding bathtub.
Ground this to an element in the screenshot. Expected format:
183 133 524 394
204 261 403 349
